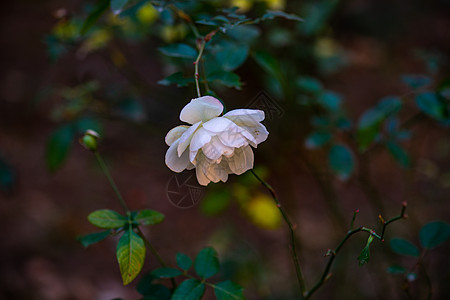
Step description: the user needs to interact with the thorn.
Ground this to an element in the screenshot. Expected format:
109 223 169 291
354 209 360 213
403 213 408 219
276 204 281 208
381 239 385 243
402 201 407 207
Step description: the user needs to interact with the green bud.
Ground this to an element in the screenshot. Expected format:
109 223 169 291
80 129 100 151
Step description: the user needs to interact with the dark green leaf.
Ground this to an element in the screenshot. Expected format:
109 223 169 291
296 77 323 94
415 92 447 121
158 72 195 87
227 25 260 43
151 267 182 278
77 230 111 248
200 189 231 216
358 235 374 267
215 41 249 72
134 209 165 225
0 156 15 192
419 221 450 249
387 265 406 275
46 124 74 172
159 44 197 59
80 0 110 35
75 117 102 134
386 142 411 168
262 10 303 22
111 0 129 14
88 209 127 229
171 279 205 300
137 272 171 299
207 71 242 89
252 51 281 78
402 74 432 89
390 238 420 257
176 253 193 271
116 228 146 285
214 281 245 300
318 91 341 111
194 247 220 279
301 1 338 36
305 131 332 149
328 144 355 181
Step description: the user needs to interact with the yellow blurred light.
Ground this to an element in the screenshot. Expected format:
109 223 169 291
79 29 111 54
264 0 286 10
244 193 281 230
315 37 338 58
160 24 188 43
137 3 159 25
231 0 253 13
53 20 78 39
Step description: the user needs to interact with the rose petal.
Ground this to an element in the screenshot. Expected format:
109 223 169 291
226 146 254 175
202 136 234 161
241 123 269 145
224 109 265 126
203 117 257 147
165 140 190 172
165 125 189 146
177 121 201 157
180 96 223 124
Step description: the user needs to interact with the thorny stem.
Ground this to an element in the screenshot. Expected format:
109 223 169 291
250 170 306 298
304 202 407 299
94 151 129 213
194 40 206 98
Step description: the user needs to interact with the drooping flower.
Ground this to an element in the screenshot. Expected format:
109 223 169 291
165 96 269 186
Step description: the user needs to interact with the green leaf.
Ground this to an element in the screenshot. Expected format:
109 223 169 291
415 92 447 121
358 235 374 267
158 72 195 87
200 189 231 216
134 209 165 225
46 124 75 172
318 91 341 111
176 253 193 271
88 209 127 229
386 142 411 168
305 131 332 149
402 74 432 89
151 267 182 278
171 279 205 300
215 41 249 72
116 229 146 285
111 0 129 14
252 51 281 78
296 77 323 94
262 10 304 22
80 0 110 35
77 230 111 248
390 238 420 257
159 43 197 59
213 281 245 300
137 272 171 299
194 247 220 279
328 144 355 181
75 117 102 135
0 155 15 192
387 265 406 275
419 221 450 249
207 71 242 89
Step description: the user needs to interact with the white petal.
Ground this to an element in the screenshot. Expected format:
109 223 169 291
165 140 190 172
241 123 269 145
224 109 265 126
203 117 257 147
177 121 201 157
205 163 229 183
189 127 213 162
195 157 211 186
226 146 254 175
180 96 223 124
202 136 234 161
165 125 188 146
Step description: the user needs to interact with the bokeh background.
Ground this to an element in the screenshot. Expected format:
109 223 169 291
0 0 449 299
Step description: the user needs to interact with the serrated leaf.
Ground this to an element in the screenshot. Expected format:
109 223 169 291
262 10 304 22
390 238 420 257
80 0 110 35
328 144 354 181
386 142 411 168
151 267 182 278
415 92 447 121
305 131 332 149
158 72 195 87
171 279 205 300
111 0 129 14
214 281 245 300
116 229 146 285
419 221 450 249
159 43 197 59
194 247 220 279
88 209 127 229
176 253 193 270
134 209 165 225
207 71 242 89
46 124 75 172
387 265 406 275
77 230 111 248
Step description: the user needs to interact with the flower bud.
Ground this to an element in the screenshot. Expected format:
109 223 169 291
80 129 100 151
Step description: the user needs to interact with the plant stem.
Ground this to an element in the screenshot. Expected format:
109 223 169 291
94 151 129 213
194 40 206 98
250 169 306 298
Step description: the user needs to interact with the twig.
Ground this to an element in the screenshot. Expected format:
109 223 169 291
194 40 206 98
250 169 306 298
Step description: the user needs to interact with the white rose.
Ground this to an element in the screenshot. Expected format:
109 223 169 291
165 96 269 186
